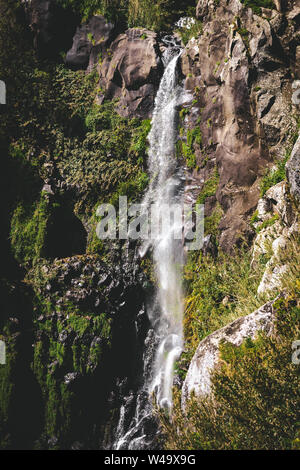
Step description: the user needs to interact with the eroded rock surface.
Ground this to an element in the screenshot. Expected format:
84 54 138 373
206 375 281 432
96 29 164 118
181 0 299 251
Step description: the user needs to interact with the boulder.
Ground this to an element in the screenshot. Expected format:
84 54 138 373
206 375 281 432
181 299 275 406
286 134 300 203
180 0 299 251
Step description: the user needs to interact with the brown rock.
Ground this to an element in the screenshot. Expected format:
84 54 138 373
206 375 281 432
66 16 114 70
97 29 163 119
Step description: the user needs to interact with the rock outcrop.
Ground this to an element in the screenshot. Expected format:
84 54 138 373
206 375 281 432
65 23 164 118
182 298 275 405
66 15 115 70
180 0 299 251
286 134 300 203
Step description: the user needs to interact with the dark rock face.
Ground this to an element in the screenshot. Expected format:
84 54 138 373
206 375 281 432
286 134 300 203
22 0 78 58
96 28 164 119
181 0 299 251
29 252 149 449
66 15 115 70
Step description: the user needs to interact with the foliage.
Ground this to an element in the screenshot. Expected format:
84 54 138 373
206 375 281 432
10 194 50 268
260 149 291 197
56 0 197 30
204 203 223 238
56 0 128 23
176 20 203 46
161 291 300 450
241 0 275 15
196 167 219 204
182 247 267 363
128 0 196 31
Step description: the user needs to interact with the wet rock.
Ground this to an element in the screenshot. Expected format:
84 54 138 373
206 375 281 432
182 298 275 405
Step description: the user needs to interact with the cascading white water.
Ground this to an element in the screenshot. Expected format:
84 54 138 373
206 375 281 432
113 37 185 450
143 44 184 410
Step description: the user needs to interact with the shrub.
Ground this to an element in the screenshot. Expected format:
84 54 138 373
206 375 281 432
241 0 275 15
161 292 300 450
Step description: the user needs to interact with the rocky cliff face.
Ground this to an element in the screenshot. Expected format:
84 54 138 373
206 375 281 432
1 0 299 450
179 0 299 251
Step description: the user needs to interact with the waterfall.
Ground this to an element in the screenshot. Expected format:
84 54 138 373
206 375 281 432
113 37 185 450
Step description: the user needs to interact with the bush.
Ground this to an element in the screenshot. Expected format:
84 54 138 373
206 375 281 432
161 291 300 450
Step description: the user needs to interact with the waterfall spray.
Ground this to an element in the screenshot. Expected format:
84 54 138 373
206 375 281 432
113 36 185 450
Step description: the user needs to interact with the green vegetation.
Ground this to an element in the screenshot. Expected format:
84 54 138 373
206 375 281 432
182 248 266 364
56 0 197 31
241 0 275 15
162 237 300 450
204 203 223 238
255 213 279 233
260 149 291 196
162 292 300 449
33 306 112 440
10 194 50 268
176 19 203 46
196 167 219 204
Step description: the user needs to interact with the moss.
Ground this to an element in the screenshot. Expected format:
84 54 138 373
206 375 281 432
32 303 112 441
10 193 50 268
162 291 300 450
196 167 219 204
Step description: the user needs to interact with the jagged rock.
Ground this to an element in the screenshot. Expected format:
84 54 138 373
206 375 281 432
97 29 163 118
182 299 275 405
251 181 298 295
286 134 300 203
181 0 298 251
65 15 114 70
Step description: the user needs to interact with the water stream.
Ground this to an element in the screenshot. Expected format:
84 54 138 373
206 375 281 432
113 36 185 450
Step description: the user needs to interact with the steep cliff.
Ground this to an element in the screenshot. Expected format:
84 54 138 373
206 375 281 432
0 0 299 450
